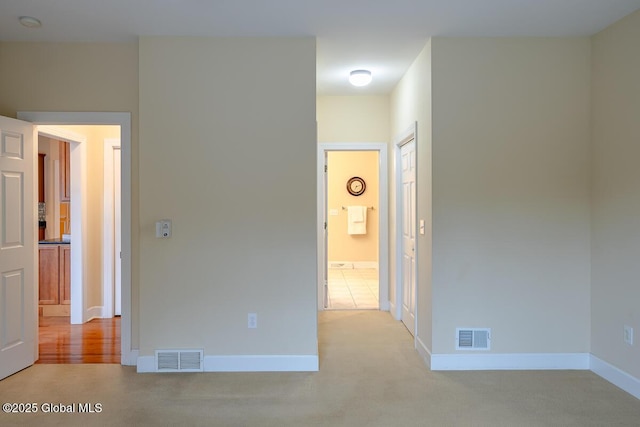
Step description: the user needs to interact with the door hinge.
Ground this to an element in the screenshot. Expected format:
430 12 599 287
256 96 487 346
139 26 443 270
324 164 327 173
324 222 327 230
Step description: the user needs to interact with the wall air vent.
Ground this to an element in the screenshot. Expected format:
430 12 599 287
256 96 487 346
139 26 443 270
155 349 204 372
456 328 491 350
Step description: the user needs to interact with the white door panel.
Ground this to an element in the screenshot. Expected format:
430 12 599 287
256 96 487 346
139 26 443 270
400 140 416 336
0 116 37 380
114 146 122 316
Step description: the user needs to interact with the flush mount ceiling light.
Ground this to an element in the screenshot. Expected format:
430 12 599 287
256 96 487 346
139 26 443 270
19 16 42 28
349 70 372 87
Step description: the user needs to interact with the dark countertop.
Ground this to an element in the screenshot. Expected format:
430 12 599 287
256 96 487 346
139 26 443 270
38 239 71 245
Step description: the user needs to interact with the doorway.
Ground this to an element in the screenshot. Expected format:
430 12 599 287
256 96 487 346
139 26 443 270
326 151 379 309
35 125 122 362
317 143 389 311
18 111 134 366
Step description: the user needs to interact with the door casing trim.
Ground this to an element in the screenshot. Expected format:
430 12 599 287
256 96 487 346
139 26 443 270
317 142 389 311
18 111 134 366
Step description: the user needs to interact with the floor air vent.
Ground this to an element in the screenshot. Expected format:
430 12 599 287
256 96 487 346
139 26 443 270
155 350 204 372
456 328 491 350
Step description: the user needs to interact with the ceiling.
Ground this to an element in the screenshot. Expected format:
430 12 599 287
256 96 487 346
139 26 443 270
1 1 639 95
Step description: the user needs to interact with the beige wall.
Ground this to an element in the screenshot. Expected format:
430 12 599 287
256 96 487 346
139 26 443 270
317 96 389 143
327 151 379 263
138 37 317 356
591 10 640 379
430 38 592 354
58 125 120 308
390 40 433 352
0 41 140 346
3 38 317 361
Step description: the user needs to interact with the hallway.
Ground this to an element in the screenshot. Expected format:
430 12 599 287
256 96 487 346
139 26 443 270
327 267 378 309
37 316 120 364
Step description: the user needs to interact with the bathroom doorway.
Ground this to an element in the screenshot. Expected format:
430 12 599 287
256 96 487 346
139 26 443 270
327 151 379 309
317 143 389 311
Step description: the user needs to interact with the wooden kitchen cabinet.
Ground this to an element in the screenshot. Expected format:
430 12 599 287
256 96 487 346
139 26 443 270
38 244 71 308
38 245 60 305
59 141 70 201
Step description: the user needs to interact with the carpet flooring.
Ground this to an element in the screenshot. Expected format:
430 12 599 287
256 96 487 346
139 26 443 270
1 310 639 426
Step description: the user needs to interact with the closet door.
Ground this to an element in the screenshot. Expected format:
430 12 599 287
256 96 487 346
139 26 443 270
400 139 416 336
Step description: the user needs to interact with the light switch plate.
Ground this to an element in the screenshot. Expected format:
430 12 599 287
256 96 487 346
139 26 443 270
248 313 257 329
155 220 172 238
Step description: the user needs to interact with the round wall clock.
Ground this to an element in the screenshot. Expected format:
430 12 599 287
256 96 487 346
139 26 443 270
346 176 366 196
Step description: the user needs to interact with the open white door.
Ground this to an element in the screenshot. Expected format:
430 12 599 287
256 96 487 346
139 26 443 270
322 153 328 308
400 139 416 336
114 146 121 315
113 145 122 316
0 116 37 380
103 139 122 317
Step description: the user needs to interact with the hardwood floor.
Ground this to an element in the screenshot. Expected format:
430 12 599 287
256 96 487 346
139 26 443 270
37 316 120 364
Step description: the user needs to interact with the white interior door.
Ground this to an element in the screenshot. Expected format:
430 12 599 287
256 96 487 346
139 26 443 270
400 140 416 336
103 139 121 318
0 116 37 380
322 153 328 309
114 146 122 315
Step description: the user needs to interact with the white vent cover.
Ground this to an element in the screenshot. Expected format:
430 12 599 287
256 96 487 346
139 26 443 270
155 349 204 372
456 328 491 350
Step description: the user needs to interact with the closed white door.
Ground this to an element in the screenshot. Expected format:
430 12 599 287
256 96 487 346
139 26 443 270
114 146 122 315
400 140 416 336
0 116 37 380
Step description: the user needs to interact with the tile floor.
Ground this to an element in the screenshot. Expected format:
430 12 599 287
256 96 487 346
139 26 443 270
327 267 379 309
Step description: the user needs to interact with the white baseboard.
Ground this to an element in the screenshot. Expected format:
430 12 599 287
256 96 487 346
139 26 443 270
590 355 640 400
416 336 432 369
430 353 590 371
204 355 319 372
86 306 103 322
353 261 378 269
389 301 401 320
379 299 390 311
137 354 319 373
122 349 138 367
98 306 116 318
328 261 378 269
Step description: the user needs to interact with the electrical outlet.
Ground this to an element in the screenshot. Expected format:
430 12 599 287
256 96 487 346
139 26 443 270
624 325 633 345
248 313 257 329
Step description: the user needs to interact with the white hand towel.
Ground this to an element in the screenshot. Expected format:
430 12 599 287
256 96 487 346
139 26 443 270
347 206 367 235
